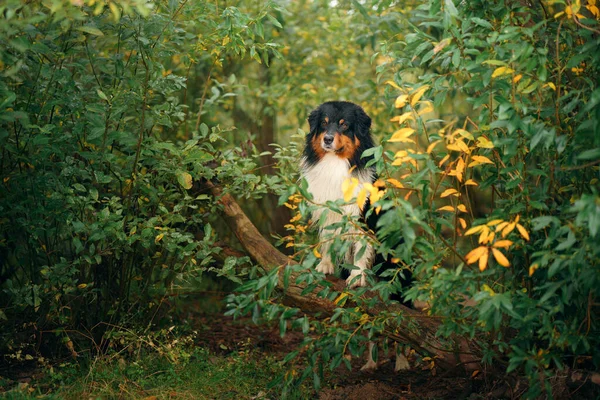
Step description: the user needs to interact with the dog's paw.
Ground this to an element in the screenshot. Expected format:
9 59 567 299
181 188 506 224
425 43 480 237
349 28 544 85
360 359 378 371
346 270 367 288
316 260 335 275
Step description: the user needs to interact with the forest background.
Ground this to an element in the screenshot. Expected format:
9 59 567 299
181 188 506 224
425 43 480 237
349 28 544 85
1 0 599 398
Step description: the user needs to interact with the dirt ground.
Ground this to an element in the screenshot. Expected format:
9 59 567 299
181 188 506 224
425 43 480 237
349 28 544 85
193 313 478 399
192 311 600 400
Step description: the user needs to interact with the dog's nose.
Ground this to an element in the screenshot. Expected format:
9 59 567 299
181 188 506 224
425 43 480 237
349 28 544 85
323 135 334 145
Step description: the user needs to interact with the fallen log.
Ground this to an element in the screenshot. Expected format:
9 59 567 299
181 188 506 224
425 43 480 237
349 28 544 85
206 180 481 372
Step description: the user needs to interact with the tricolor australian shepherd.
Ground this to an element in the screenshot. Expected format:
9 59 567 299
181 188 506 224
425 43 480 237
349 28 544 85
301 101 412 371
301 101 376 288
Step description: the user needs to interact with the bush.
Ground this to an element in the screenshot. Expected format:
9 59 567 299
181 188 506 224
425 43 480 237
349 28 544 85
0 0 281 360
227 1 600 397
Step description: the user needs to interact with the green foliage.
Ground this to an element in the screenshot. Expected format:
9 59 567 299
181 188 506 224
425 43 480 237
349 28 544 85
0 0 282 360
227 0 600 397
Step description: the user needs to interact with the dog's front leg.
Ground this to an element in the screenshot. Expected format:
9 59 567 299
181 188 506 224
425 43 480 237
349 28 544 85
347 240 374 288
315 229 336 275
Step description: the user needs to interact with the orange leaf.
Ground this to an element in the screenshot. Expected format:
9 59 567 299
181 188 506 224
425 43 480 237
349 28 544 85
465 246 487 264
395 95 409 108
390 112 414 124
457 204 467 213
427 140 442 154
441 188 459 198
492 248 510 267
389 128 416 143
501 221 517 238
465 179 478 186
465 225 485 236
493 240 513 249
387 178 404 188
437 205 455 212
356 188 368 210
438 154 450 167
458 218 467 229
479 248 489 271
516 224 530 241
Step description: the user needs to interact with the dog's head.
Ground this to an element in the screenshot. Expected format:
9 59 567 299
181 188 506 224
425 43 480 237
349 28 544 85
305 101 373 165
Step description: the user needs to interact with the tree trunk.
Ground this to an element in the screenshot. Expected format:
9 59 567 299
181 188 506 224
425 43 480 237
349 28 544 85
206 180 482 373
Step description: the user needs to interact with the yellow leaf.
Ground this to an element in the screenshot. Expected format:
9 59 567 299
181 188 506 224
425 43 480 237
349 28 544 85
454 129 474 140
476 137 494 149
482 284 495 296
546 82 556 91
448 157 465 182
479 228 494 244
492 66 515 78
395 94 409 108
222 36 230 46
554 11 565 18
387 178 404 188
286 242 295 248
390 112 414 124
502 221 517 237
178 172 193 189
342 177 358 202
356 188 368 210
438 154 450 167
410 85 430 106
441 188 459 198
479 248 489 271
513 74 523 83
516 224 530 241
493 240 513 248
427 139 442 154
465 225 485 236
457 204 466 212
418 102 434 116
447 139 471 154
487 219 504 226
334 292 349 305
458 217 467 229
529 263 539 276
433 38 452 54
385 80 401 90
389 128 416 142
313 247 322 258
468 155 494 167
492 248 510 267
465 179 478 186
465 246 487 264
78 283 87 289
155 233 164 244
437 205 455 212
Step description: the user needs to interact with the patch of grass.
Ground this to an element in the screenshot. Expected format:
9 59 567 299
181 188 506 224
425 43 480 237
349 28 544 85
2 348 312 399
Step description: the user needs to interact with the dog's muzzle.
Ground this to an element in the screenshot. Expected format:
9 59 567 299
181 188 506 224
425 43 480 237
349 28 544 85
321 133 335 151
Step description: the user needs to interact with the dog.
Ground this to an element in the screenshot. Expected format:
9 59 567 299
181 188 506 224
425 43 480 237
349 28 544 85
300 101 376 288
300 101 413 371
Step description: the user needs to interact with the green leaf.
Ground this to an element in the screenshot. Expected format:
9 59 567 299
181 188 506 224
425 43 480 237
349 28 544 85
76 26 104 36
577 148 600 160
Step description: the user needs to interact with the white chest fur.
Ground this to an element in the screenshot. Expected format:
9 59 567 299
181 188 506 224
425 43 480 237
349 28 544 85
301 154 374 215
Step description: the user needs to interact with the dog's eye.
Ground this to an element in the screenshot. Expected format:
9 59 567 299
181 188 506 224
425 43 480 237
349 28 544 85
341 123 348 130
321 120 327 127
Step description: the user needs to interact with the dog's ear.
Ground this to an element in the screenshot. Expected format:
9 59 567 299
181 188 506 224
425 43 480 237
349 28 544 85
307 107 321 136
355 106 372 137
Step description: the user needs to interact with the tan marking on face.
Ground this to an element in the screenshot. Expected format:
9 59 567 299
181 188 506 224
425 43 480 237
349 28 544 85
324 116 329 123
311 132 327 159
334 134 359 160
339 119 345 125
